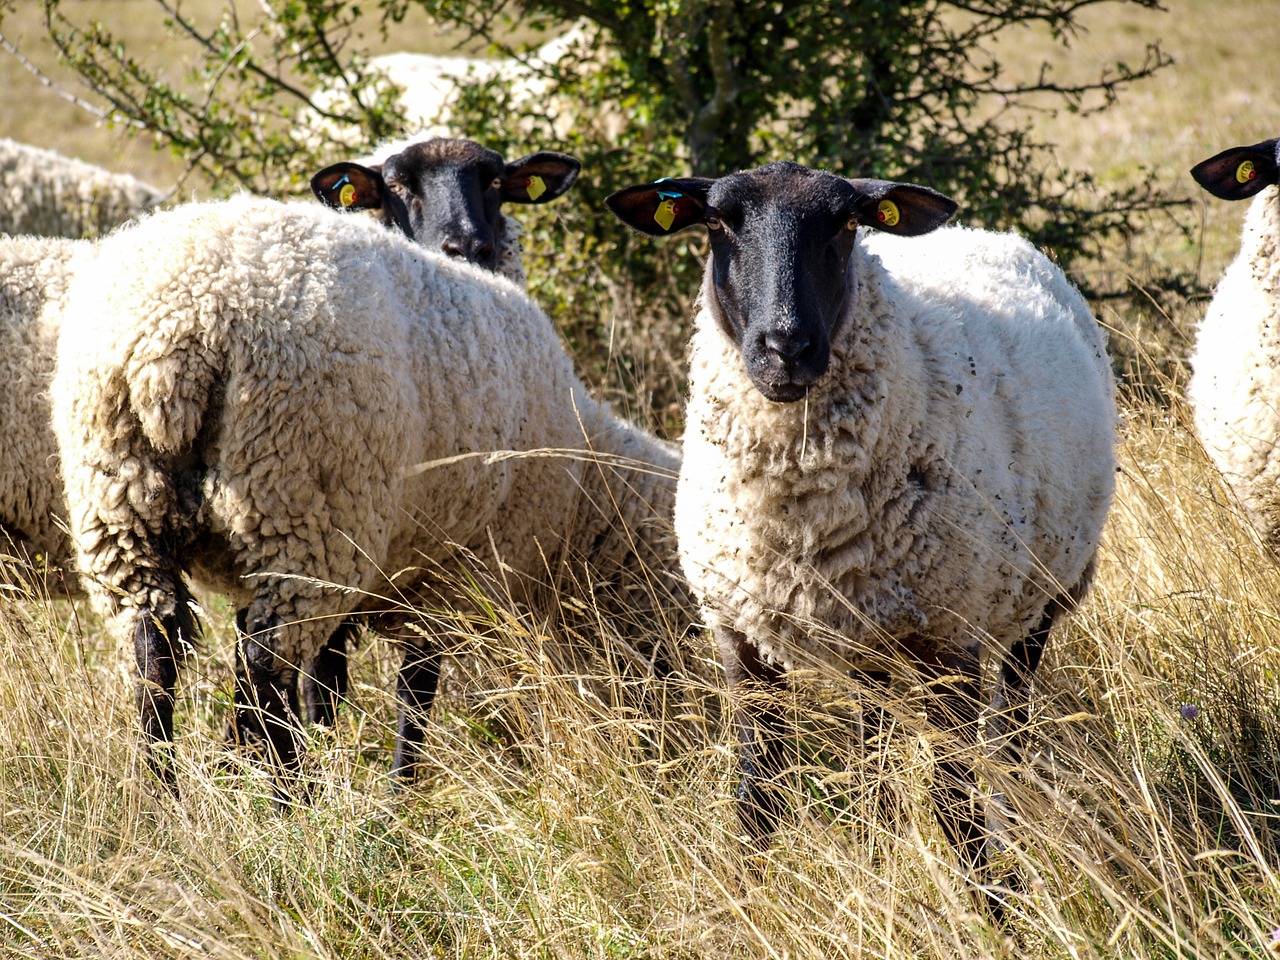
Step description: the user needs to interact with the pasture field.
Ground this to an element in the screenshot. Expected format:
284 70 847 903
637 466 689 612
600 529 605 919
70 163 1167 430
5 1 1280 958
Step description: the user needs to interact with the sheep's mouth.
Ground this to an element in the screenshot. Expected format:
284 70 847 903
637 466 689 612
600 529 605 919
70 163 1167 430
752 376 815 404
747 354 828 403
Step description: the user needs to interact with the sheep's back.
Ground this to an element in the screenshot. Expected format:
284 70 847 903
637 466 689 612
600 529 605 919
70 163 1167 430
0 138 160 239
55 194 592 619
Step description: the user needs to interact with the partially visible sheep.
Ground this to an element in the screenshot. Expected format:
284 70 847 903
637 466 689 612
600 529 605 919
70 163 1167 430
1186 136 1280 540
311 135 580 287
0 235 89 591
305 22 610 146
0 136 578 733
307 135 578 717
0 138 161 239
607 163 1117 905
53 194 687 783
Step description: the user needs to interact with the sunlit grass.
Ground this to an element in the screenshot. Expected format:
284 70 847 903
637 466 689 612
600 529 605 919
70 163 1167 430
5 1 1280 956
8 353 1280 958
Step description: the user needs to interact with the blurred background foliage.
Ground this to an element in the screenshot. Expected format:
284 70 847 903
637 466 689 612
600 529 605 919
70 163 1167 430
6 0 1192 427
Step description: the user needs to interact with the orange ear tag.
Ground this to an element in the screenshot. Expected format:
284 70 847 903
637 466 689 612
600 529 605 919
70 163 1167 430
1237 160 1257 184
877 200 900 227
654 198 677 231
526 175 547 201
339 183 357 207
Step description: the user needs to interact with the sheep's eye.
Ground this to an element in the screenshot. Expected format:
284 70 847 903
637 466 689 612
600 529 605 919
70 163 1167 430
705 215 723 231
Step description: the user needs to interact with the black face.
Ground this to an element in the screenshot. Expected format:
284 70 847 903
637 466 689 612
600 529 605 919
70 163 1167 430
310 139 581 272
606 162 957 404
380 139 505 269
702 165 863 401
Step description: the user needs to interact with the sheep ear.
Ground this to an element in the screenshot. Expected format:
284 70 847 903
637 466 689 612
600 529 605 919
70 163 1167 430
605 178 715 236
849 180 958 236
1190 140 1280 201
310 162 387 212
500 152 581 204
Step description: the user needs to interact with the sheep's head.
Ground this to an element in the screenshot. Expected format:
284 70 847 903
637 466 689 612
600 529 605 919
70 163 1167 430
1191 137 1280 201
311 137 580 271
607 163 956 403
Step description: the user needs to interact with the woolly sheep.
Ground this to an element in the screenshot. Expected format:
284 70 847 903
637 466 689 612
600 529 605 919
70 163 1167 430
1186 136 1280 540
2 136 579 732
53 194 686 783
307 135 578 718
0 138 161 239
310 136 580 287
304 23 613 146
607 162 1117 899
0 235 88 591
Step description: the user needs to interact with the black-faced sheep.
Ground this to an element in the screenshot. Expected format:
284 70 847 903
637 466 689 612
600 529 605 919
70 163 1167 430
1 136 579 746
305 135 578 718
607 162 1117 899
52 194 685 785
1187 136 1280 541
310 136 580 287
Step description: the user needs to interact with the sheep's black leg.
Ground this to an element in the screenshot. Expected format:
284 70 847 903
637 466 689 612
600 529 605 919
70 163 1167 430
920 651 985 873
235 611 302 774
991 598 1061 766
717 626 789 849
301 619 354 727
132 598 193 793
920 647 1016 921
390 643 441 783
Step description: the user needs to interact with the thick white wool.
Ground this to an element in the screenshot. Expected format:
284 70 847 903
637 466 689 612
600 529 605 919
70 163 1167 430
1188 186 1280 540
0 234 91 589
676 225 1117 672
53 195 682 666
0 138 160 239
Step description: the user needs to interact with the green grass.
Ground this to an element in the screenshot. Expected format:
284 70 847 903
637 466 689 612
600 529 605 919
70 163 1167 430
6 1 1280 957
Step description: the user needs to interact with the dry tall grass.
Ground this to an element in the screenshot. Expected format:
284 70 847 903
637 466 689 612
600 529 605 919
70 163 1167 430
6 1 1280 957
6 342 1280 957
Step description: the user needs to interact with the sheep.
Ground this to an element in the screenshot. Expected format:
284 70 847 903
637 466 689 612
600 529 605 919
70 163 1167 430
1186 136 1280 541
304 22 614 147
306 135 578 718
606 162 1117 899
1 136 579 733
0 138 161 239
0 234 88 592
52 193 686 785
310 135 581 288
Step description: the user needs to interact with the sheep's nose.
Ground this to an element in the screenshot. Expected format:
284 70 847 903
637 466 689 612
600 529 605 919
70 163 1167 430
442 235 495 265
762 329 811 363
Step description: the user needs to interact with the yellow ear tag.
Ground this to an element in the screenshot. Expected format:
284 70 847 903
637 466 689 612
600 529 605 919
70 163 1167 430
526 175 547 201
654 198 677 231
339 183 357 207
1237 160 1257 184
877 200 900 227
